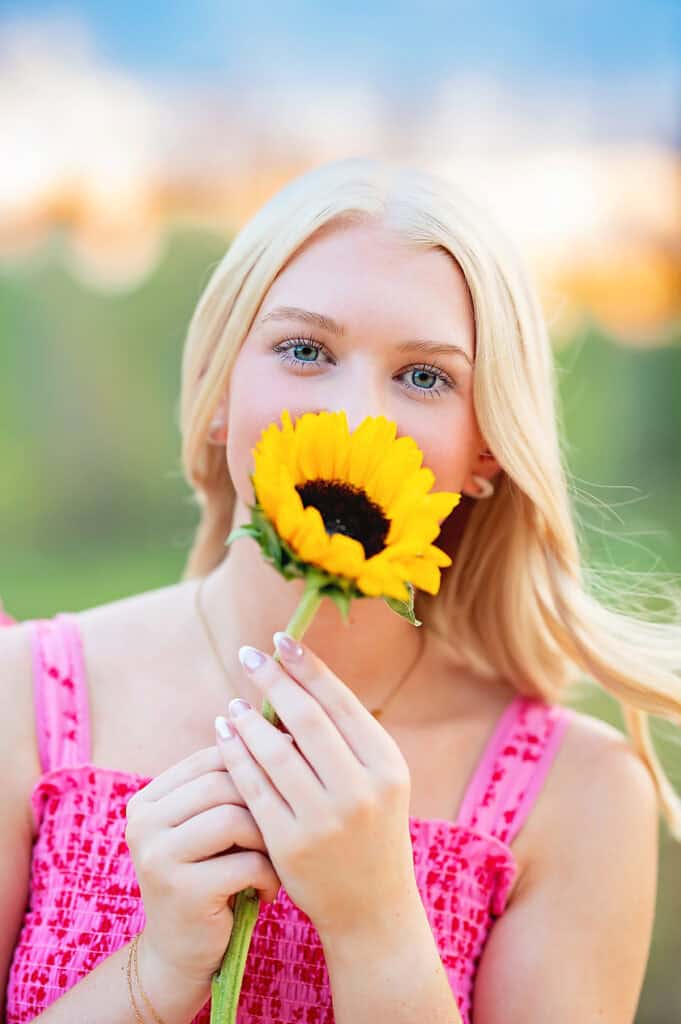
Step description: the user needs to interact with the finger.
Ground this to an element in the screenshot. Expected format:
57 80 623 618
215 713 298 842
140 746 227 803
272 631 401 776
239 643 366 795
167 802 267 863
184 849 281 907
157 769 246 828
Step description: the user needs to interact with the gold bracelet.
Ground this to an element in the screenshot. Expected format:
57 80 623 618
133 932 169 1024
126 935 147 1024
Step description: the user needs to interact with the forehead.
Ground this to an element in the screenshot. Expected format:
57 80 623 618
258 221 475 350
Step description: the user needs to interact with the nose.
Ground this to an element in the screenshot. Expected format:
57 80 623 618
326 391 394 437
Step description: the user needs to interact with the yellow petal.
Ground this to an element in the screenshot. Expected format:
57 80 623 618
391 515 443 550
291 505 330 564
356 557 410 601
314 413 337 480
384 468 436 541
274 489 305 544
418 490 462 521
330 411 352 480
364 435 424 510
321 532 365 577
294 414 323 482
395 556 442 595
424 543 453 568
346 416 397 490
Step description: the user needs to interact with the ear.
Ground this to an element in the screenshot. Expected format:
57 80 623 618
207 393 230 444
461 446 502 496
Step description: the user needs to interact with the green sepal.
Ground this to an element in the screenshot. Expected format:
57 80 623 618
384 581 422 626
322 588 352 623
252 504 283 563
225 524 259 546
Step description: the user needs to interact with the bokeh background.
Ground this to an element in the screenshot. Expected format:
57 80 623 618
1 2 680 1019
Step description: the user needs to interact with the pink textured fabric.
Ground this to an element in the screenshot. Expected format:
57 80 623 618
7 613 574 1023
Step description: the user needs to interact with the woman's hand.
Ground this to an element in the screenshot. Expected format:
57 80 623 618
214 631 419 942
124 745 282 989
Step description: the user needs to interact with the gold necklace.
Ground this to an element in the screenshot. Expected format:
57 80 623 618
194 573 425 720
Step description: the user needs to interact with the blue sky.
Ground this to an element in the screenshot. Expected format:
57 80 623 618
1 1 679 147
3 0 679 86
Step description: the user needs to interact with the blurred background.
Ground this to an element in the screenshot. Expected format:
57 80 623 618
1 2 680 1018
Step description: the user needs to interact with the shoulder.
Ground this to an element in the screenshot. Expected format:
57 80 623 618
474 706 660 1021
510 704 660 901
525 706 659 874
554 706 659 838
514 705 660 924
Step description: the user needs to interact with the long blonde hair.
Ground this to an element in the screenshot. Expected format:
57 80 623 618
177 156 681 841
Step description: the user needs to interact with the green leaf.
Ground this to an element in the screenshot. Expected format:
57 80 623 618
384 582 422 626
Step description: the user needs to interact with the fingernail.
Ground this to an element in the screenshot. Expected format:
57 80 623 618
229 697 252 718
215 714 236 740
273 632 303 659
238 646 266 672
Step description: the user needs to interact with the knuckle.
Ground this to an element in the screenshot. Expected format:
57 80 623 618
135 839 163 878
243 849 269 878
217 802 242 835
351 793 378 819
327 692 352 721
381 764 411 795
267 740 293 771
288 702 318 733
206 770 231 803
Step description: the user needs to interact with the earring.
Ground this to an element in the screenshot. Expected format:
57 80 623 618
465 474 495 500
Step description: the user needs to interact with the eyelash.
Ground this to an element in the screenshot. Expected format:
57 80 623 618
272 334 456 399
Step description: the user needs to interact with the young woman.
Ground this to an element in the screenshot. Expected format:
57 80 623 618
2 158 678 1024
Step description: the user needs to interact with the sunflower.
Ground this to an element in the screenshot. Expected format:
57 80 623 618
243 408 460 609
214 407 462 1023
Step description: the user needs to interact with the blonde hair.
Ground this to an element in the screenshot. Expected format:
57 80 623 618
178 156 681 841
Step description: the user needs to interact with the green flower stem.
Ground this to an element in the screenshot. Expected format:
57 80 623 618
209 575 326 1024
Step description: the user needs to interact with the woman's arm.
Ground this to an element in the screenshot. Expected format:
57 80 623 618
35 932 211 1023
472 733 659 1023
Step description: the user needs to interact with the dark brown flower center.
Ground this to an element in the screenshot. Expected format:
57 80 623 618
296 479 389 558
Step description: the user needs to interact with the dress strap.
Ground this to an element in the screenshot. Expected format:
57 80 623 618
30 613 91 773
455 694 574 845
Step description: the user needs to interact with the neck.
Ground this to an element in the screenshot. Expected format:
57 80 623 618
197 496 429 720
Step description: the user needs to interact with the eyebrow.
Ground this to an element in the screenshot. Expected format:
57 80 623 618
257 305 474 367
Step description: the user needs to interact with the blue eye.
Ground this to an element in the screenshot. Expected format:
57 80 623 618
273 334 456 399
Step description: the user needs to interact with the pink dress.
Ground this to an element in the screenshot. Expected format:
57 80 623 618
6 613 574 1023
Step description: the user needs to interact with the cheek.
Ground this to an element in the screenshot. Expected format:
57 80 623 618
410 423 476 494
225 363 292 505
225 368 266 503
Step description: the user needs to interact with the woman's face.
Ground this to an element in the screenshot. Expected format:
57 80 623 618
224 219 494 507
